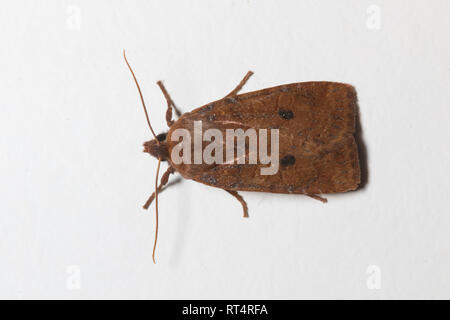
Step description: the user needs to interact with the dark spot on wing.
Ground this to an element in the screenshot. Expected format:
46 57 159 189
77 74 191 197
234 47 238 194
279 109 294 120
281 155 296 167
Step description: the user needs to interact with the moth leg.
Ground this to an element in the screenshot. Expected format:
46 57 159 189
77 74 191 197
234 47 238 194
225 190 249 218
224 71 254 98
307 194 328 203
143 166 176 209
156 81 182 127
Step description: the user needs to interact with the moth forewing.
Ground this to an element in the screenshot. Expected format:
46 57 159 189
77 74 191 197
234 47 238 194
167 81 360 194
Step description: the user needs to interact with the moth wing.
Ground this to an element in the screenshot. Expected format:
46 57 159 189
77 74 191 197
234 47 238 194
168 82 360 194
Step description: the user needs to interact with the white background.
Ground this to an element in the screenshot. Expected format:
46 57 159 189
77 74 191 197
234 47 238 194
1 0 449 299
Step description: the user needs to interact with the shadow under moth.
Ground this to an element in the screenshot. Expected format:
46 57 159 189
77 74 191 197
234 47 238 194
124 51 361 263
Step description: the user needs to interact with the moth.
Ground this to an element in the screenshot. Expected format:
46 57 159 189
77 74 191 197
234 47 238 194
124 51 360 263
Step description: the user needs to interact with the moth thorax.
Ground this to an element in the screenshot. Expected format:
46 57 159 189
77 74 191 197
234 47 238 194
143 139 169 161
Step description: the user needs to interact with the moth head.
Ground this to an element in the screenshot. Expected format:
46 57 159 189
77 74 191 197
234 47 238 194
143 133 169 161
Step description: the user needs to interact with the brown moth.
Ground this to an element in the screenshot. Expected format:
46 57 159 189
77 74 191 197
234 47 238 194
124 51 360 263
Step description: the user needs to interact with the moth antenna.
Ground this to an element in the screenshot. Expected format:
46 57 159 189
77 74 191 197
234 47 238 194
123 50 159 141
152 158 162 264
